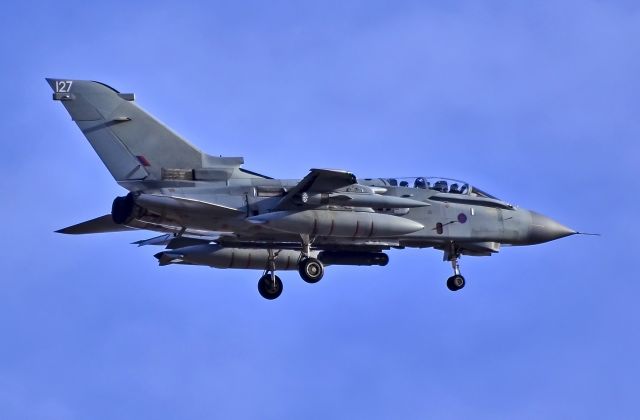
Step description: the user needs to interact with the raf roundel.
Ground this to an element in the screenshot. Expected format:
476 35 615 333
458 213 468 224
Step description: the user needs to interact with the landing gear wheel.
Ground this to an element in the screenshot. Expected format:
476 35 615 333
298 257 324 283
446 275 466 291
258 274 283 300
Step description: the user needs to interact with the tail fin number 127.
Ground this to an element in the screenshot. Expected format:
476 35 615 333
55 80 73 93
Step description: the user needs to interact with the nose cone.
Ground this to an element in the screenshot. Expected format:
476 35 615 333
527 211 576 244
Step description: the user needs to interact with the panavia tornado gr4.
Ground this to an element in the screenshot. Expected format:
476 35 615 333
48 78 579 300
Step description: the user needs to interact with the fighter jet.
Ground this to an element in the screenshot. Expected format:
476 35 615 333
48 78 579 299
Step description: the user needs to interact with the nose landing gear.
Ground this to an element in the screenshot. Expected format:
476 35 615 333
445 244 466 292
447 274 465 291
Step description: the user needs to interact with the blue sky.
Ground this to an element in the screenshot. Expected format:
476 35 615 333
1 1 638 419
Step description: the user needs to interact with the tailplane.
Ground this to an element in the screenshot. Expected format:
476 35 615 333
56 214 132 234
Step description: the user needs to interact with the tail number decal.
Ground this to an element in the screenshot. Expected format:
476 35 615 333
55 80 73 93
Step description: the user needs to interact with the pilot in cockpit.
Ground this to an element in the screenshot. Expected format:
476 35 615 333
433 180 448 192
449 183 460 194
414 177 428 189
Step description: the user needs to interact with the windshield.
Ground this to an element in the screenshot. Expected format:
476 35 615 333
361 177 500 199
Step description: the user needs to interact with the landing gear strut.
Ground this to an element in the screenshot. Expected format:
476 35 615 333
445 244 465 292
298 234 324 283
257 249 283 300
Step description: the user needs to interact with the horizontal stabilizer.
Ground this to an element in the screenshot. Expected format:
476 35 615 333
56 214 133 234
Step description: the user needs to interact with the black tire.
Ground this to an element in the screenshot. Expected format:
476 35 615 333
446 275 465 291
258 274 283 300
298 257 324 283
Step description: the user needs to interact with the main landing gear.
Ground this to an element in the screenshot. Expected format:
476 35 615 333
299 257 324 283
258 273 283 300
445 244 466 292
298 236 324 283
256 238 326 300
257 249 283 300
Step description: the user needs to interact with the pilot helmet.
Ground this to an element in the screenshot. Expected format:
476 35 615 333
434 180 448 191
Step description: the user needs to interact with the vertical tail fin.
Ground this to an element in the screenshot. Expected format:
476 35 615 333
46 78 243 187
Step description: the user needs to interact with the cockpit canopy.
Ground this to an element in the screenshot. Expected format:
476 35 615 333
365 177 499 199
